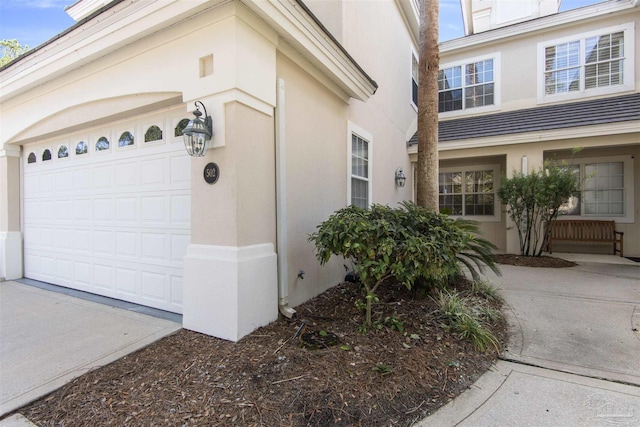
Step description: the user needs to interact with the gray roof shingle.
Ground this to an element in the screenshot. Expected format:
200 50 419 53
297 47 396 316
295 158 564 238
407 93 640 146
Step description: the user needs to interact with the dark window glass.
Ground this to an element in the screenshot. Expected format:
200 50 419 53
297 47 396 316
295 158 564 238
27 153 36 164
42 149 52 161
118 131 134 147
96 136 110 151
145 125 163 142
175 119 190 137
76 141 88 155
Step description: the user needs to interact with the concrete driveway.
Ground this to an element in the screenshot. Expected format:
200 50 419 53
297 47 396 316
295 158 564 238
421 254 640 426
0 280 181 418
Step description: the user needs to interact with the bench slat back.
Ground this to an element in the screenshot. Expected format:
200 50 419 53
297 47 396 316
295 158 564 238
550 220 616 240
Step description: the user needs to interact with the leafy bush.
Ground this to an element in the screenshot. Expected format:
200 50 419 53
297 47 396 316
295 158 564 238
308 203 500 326
498 161 580 256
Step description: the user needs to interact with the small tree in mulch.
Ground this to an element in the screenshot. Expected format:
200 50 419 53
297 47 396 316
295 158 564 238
308 202 500 327
498 161 580 257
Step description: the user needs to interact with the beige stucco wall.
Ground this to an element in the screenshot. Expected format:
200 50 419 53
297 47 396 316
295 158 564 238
276 52 350 307
342 0 416 204
0 154 20 232
433 134 640 256
440 8 640 113
190 101 277 248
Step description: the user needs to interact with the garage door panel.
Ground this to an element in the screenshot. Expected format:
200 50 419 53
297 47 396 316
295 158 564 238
140 158 167 187
73 229 92 252
23 117 189 314
170 155 190 185
56 199 73 222
93 264 114 291
140 232 167 261
93 230 114 255
171 194 190 225
116 268 138 296
55 228 73 250
171 234 190 263
116 231 137 257
55 170 73 192
39 173 55 193
141 196 167 224
73 169 92 191
115 162 137 188
115 197 138 222
93 198 113 222
74 261 91 286
170 276 183 305
141 271 167 302
74 198 92 222
94 166 113 190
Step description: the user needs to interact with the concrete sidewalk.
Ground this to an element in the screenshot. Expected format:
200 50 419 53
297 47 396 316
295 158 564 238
0 280 181 418
420 254 640 426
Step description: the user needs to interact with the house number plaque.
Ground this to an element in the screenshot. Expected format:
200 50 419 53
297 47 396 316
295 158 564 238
203 162 220 184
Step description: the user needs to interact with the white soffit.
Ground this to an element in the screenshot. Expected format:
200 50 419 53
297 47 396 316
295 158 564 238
441 0 638 52
0 0 227 102
65 0 112 21
243 0 378 101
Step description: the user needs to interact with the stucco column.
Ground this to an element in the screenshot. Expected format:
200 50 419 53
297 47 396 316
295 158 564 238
0 145 22 280
181 12 279 342
504 149 544 254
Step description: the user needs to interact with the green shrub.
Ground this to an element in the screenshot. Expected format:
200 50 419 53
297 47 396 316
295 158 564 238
498 161 580 256
308 203 500 326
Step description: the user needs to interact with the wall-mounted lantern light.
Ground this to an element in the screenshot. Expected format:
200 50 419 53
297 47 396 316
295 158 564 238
183 101 213 157
395 167 406 188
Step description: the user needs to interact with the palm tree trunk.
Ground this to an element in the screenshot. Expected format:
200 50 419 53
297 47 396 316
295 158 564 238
416 0 439 211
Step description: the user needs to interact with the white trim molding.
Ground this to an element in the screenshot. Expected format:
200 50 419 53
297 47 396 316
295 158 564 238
182 243 278 342
438 52 502 119
0 232 23 280
347 121 373 208
536 22 635 104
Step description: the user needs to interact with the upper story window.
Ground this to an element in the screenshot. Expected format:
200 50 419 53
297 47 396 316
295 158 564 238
438 55 498 115
538 23 634 103
411 53 419 107
347 122 373 209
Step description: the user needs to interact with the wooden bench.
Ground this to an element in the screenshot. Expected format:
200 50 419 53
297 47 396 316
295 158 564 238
548 220 624 257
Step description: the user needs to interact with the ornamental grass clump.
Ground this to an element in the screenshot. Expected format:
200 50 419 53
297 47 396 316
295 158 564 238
308 203 500 326
433 288 502 352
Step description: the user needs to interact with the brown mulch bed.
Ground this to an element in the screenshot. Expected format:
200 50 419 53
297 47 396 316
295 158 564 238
17 279 506 427
495 254 577 268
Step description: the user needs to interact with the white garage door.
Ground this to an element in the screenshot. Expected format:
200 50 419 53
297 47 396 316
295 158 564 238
22 113 191 314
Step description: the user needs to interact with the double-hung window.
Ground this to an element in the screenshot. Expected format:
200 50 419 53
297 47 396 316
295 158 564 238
538 24 634 102
559 156 634 222
438 165 500 220
438 57 496 113
348 123 373 209
411 53 419 107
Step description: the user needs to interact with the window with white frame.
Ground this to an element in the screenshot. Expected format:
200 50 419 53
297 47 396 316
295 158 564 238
439 165 499 220
348 123 372 209
558 156 634 222
411 53 419 107
351 134 369 208
438 57 495 113
539 23 634 102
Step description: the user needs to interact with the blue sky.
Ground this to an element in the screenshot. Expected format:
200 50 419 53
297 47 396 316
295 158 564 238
0 0 605 49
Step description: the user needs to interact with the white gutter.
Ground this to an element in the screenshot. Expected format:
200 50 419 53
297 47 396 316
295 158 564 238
276 78 296 319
